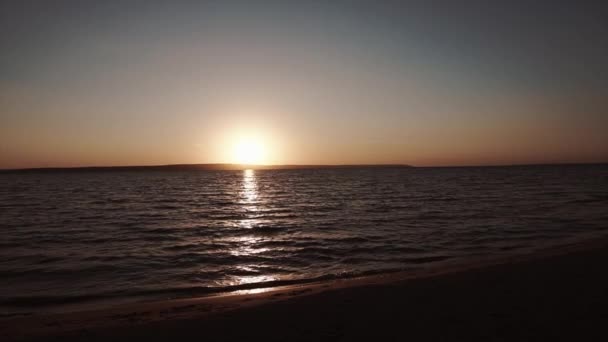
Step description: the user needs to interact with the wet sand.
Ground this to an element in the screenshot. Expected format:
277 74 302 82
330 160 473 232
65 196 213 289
3 236 608 341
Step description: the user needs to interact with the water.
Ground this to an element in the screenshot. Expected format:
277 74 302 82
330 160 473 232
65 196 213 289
1 165 607 316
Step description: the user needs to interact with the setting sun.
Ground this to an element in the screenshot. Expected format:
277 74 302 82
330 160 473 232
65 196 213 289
232 137 267 165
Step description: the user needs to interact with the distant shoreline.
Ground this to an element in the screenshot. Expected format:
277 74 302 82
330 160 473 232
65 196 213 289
0 163 412 173
2 162 607 173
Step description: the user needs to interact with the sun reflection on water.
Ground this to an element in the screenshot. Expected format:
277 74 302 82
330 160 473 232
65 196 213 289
228 236 270 256
228 169 278 286
233 287 276 295
238 169 260 229
241 169 258 204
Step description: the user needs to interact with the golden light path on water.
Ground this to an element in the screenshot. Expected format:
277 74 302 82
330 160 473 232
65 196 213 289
241 169 258 207
228 169 277 289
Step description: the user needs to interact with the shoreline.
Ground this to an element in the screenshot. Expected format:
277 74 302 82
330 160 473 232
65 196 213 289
1 231 603 317
3 232 608 340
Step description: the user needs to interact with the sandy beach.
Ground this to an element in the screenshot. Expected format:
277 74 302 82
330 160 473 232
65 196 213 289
2 236 608 341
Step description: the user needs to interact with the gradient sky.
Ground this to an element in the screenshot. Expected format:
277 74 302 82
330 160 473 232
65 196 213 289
1 0 607 168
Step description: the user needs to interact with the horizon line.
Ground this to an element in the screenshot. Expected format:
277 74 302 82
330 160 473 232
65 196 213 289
2 161 607 172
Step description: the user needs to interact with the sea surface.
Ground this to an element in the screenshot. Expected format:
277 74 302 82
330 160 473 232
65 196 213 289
1 164 607 316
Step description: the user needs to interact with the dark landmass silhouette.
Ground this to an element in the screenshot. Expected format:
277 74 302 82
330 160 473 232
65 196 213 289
2 162 607 173
0 163 413 173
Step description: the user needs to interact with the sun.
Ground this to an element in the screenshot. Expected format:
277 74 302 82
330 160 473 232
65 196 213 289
232 137 267 165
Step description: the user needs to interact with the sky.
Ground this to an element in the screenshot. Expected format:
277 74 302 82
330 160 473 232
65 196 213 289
1 0 607 168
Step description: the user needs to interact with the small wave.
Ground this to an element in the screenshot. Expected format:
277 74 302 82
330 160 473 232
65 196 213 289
0 268 409 309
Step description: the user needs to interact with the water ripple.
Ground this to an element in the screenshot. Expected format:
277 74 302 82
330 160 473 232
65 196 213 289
1 165 607 313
